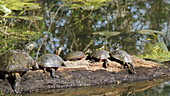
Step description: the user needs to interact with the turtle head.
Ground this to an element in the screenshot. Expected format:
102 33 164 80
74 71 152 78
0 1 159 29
97 45 105 50
24 42 37 53
55 46 63 55
85 49 92 55
32 61 39 70
84 49 92 60
113 47 120 51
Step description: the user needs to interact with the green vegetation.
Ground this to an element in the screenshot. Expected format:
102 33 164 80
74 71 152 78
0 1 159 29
138 45 170 62
0 89 4 96
137 29 169 62
0 0 43 53
0 0 40 11
0 0 169 62
61 0 111 10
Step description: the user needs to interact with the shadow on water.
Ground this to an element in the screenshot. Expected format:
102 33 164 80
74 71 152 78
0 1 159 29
19 78 170 96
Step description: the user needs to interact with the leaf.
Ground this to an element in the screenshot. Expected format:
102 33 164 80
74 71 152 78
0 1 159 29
157 41 169 52
20 3 41 10
144 43 155 54
137 29 165 35
81 5 96 10
0 0 40 11
61 0 109 10
92 31 120 37
0 5 12 16
18 16 43 21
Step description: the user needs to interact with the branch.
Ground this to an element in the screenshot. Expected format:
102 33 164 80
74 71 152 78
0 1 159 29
0 27 9 36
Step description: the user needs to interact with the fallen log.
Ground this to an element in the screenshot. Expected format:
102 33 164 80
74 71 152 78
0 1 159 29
0 56 170 93
23 77 170 96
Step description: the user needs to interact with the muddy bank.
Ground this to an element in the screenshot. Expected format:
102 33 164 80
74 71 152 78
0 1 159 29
0 56 170 93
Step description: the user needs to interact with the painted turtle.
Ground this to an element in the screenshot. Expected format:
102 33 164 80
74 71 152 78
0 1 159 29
65 51 86 61
110 47 136 74
0 43 38 93
36 47 65 78
90 49 110 68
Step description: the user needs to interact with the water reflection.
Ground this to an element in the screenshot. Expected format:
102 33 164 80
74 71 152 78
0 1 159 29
22 78 170 96
35 0 170 57
131 80 170 96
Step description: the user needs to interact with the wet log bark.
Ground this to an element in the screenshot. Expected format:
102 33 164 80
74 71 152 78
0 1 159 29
0 56 170 93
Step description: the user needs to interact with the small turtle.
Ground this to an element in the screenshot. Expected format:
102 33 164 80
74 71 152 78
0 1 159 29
36 47 65 78
90 49 110 68
110 47 136 74
65 51 86 61
0 43 38 93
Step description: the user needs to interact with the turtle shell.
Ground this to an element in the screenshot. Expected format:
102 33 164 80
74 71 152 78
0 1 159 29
91 49 110 60
0 50 34 73
37 54 64 68
65 51 86 60
110 50 132 63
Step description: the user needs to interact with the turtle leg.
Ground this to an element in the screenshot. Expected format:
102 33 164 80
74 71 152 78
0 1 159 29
124 63 136 74
43 68 46 73
123 62 128 70
12 73 21 93
123 62 130 74
106 59 110 67
50 68 59 78
129 63 136 74
102 59 109 68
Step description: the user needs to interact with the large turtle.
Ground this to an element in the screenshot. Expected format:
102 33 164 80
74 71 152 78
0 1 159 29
65 51 86 61
110 47 136 74
90 49 110 68
36 47 65 78
0 43 38 93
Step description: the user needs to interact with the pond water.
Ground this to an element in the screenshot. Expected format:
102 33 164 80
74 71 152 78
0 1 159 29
20 78 170 96
33 0 170 57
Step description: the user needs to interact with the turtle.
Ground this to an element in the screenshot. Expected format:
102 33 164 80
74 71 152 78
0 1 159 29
65 51 86 61
0 42 38 93
109 47 136 74
36 47 65 78
90 49 110 68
